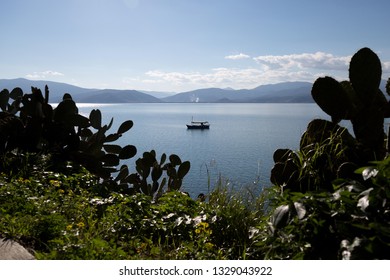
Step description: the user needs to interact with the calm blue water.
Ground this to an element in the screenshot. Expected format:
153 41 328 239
77 103 331 197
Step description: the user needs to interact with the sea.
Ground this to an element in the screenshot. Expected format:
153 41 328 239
77 103 332 198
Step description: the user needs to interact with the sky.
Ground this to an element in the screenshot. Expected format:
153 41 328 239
1 0 390 92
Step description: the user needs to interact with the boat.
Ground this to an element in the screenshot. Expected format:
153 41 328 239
186 118 210 129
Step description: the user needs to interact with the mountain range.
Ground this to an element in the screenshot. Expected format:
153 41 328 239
162 82 313 103
0 78 388 103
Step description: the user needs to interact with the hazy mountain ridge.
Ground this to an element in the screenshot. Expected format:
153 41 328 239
162 82 314 103
0 78 159 103
77 89 161 103
0 78 96 103
1 78 388 103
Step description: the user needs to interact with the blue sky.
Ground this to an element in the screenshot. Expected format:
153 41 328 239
1 0 390 92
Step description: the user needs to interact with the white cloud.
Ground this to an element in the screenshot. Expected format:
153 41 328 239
253 52 351 71
125 65 325 91
26 70 64 79
225 53 251 60
124 51 390 92
383 61 390 73
142 68 265 90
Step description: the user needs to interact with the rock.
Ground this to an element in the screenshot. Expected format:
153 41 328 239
0 238 35 260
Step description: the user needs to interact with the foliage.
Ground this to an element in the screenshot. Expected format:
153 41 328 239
0 86 136 180
252 157 390 259
271 120 358 192
2 48 390 260
311 47 390 161
121 150 190 198
0 86 189 199
264 47 390 259
0 161 264 259
271 47 390 193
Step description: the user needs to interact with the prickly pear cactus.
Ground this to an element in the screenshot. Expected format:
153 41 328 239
311 76 352 123
272 48 390 193
311 47 389 161
126 150 190 197
349 47 382 103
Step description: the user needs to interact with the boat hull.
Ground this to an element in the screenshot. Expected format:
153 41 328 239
186 124 210 129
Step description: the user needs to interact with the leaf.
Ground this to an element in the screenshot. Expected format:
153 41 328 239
99 167 116 179
0 89 10 111
100 154 120 167
89 109 102 129
293 202 306 220
271 205 290 228
361 167 378 180
142 151 157 166
117 120 133 135
105 133 120 143
103 144 122 154
119 145 137 159
357 188 373 212
126 173 139 185
357 196 370 212
160 153 167 165
178 161 191 179
106 117 114 130
10 87 23 100
68 114 90 128
169 154 182 166
151 166 163 182
80 128 93 138
115 165 129 182
157 178 167 196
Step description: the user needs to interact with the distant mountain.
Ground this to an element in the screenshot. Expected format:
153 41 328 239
2 78 386 104
0 78 96 102
163 82 314 103
140 90 177 99
0 78 161 103
77 89 161 103
163 88 239 103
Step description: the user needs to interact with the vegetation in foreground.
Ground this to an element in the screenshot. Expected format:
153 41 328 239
1 47 390 259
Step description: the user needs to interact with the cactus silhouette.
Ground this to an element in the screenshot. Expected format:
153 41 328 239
0 85 190 197
312 47 389 161
271 48 390 192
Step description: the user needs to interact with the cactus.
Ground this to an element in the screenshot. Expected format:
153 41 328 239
271 119 358 192
0 86 138 181
0 85 192 198
271 48 390 193
349 47 382 103
311 77 353 123
125 150 190 198
386 77 390 96
311 47 389 161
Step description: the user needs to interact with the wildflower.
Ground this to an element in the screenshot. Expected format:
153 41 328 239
163 213 175 220
77 222 85 229
192 214 207 226
195 222 212 235
204 242 214 250
66 224 73 231
49 180 61 187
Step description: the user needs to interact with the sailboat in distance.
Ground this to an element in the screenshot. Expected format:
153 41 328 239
186 117 210 129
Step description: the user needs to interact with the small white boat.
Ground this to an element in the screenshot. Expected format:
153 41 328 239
186 118 210 129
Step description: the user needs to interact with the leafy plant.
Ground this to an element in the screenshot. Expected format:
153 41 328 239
265 47 390 259
0 86 192 198
271 47 390 193
123 150 191 198
0 87 137 181
311 47 390 161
